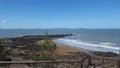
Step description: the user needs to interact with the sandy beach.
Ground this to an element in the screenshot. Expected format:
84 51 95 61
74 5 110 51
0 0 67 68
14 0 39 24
55 44 85 54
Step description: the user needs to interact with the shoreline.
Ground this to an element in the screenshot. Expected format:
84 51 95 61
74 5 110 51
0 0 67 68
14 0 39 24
0 34 119 60
1 34 118 57
54 43 86 55
54 42 119 60
53 38 119 57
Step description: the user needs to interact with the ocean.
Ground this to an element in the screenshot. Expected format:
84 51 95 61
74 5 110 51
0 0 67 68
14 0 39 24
0 29 120 54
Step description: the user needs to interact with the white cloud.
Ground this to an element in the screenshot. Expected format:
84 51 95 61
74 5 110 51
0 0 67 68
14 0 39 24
2 20 7 23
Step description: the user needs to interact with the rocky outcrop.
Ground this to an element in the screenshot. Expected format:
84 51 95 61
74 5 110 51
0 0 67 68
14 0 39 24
91 51 118 57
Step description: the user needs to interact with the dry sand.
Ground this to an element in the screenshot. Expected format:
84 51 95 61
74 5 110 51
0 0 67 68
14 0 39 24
54 44 85 55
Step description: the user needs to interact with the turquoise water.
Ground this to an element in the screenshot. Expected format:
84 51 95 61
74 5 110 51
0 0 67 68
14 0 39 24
0 29 120 53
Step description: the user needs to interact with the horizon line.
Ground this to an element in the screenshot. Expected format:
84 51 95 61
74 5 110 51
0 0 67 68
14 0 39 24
0 28 120 29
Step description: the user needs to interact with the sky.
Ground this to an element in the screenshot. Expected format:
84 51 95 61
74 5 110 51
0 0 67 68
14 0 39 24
0 0 120 29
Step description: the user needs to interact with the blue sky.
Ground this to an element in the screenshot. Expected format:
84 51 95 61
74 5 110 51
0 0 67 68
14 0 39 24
0 0 120 29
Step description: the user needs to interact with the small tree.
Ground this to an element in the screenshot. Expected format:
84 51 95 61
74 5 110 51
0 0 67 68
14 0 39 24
40 30 57 60
30 30 57 61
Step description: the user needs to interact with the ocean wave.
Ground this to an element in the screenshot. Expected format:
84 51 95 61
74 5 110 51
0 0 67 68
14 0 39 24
53 38 120 54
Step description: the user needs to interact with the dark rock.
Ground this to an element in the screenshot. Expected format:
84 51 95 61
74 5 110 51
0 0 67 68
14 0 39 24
91 51 118 57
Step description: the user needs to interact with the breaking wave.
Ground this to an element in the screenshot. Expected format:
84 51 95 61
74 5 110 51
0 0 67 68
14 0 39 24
53 38 120 54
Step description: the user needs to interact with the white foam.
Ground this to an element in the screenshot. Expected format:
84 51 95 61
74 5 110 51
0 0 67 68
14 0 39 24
100 42 116 46
53 38 120 54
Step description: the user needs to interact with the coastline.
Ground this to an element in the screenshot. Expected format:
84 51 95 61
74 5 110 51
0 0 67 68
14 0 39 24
0 34 118 58
54 41 119 59
0 34 118 68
